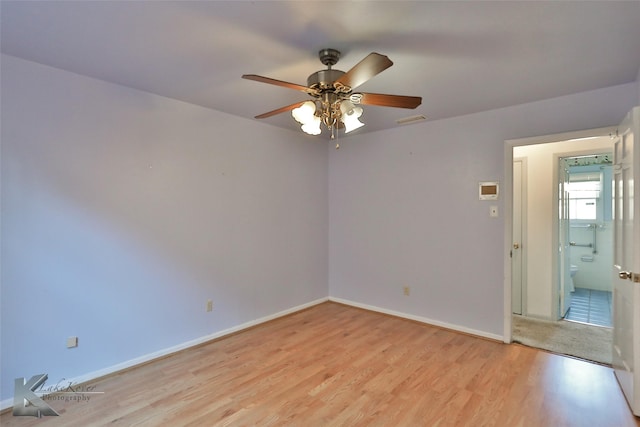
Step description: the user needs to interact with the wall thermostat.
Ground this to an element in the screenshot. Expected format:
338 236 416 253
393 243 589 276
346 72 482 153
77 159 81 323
479 182 499 200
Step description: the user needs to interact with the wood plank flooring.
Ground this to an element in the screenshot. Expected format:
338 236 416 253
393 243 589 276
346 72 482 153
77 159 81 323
2 302 638 426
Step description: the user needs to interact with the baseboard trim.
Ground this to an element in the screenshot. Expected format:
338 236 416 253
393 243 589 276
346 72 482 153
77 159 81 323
0 297 329 412
329 297 504 342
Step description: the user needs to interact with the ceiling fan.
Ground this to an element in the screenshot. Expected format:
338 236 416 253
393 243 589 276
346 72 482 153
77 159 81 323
242 49 422 138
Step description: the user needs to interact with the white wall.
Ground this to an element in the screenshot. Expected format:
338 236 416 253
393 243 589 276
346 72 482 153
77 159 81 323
0 55 328 401
329 83 637 334
569 222 613 292
514 138 614 318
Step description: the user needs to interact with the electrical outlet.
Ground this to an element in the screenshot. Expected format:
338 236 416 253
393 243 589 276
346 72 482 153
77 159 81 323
66 336 78 348
403 286 410 296
206 299 213 312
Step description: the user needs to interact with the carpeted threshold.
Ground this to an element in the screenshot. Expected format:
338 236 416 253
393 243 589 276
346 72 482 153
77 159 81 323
512 315 612 365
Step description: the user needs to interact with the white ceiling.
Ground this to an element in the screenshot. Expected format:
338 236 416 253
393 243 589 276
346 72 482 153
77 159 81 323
2 1 640 137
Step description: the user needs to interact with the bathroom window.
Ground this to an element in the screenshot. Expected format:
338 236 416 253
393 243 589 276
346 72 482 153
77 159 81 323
569 198 597 220
567 174 601 220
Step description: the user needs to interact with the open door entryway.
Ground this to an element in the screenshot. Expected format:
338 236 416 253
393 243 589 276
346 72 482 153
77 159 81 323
505 107 640 417
509 136 615 365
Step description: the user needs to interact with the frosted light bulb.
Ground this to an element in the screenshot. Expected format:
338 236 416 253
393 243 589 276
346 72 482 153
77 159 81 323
301 115 321 135
292 101 316 124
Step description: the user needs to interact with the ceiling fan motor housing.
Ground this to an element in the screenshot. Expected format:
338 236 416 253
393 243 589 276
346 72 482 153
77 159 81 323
307 69 346 91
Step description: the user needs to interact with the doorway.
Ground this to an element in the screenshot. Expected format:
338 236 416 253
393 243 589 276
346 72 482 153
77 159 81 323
504 127 616 364
561 153 614 328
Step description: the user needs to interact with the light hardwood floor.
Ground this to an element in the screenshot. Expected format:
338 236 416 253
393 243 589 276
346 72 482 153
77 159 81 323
2 302 638 426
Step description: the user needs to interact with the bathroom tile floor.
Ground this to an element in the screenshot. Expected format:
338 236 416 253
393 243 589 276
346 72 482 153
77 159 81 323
565 287 612 327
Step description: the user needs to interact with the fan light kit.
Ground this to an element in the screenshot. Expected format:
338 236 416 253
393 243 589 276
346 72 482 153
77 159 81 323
243 49 422 140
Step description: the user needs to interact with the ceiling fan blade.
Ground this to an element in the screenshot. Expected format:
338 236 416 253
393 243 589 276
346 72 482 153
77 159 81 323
334 53 393 91
242 74 311 93
357 92 422 109
254 101 306 119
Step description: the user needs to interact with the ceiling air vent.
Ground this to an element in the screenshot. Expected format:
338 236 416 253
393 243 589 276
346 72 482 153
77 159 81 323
395 115 427 126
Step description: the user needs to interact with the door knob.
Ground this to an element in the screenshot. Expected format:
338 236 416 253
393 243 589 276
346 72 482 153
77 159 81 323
513 243 520 249
619 271 633 280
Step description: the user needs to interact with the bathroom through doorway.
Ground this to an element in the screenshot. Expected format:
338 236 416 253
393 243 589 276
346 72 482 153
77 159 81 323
560 153 614 328
508 128 616 364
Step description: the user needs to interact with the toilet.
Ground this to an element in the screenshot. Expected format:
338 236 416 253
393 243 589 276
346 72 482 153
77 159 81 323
569 264 578 292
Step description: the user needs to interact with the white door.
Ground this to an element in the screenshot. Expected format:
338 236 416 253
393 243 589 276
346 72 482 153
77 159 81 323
558 158 572 318
613 106 640 416
512 160 523 314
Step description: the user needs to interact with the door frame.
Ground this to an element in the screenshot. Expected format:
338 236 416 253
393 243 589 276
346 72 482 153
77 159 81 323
503 126 617 342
